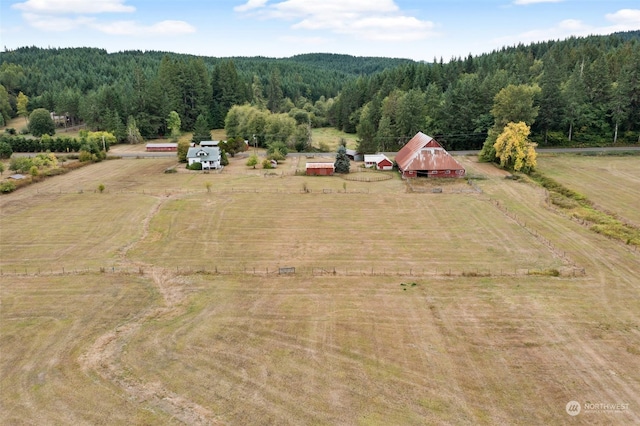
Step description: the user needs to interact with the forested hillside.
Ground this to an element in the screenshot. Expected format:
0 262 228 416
0 48 408 139
332 31 640 151
1 31 639 150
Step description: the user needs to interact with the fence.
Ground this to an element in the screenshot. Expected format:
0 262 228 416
0 264 586 278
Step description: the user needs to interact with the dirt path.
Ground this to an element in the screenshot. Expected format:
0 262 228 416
80 192 222 424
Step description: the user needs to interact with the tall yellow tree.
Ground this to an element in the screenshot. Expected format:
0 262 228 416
17 91 29 122
493 121 537 173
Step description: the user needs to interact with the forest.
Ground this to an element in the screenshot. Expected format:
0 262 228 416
0 30 639 152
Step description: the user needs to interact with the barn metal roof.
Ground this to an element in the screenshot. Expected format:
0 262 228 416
306 162 335 169
396 132 464 172
145 143 178 148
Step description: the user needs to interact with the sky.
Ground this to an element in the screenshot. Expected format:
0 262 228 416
1 0 639 62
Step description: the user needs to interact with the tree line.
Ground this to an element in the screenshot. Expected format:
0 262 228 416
0 47 407 142
336 31 640 152
1 31 639 153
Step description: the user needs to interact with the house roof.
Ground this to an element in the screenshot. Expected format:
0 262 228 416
306 162 335 169
364 154 391 164
395 132 464 172
187 146 220 160
146 143 177 148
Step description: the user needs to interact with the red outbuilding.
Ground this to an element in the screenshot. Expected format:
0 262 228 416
145 143 177 152
306 162 335 176
395 132 465 178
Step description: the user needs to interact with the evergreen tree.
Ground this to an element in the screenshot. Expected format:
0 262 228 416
536 56 564 143
267 68 284 113
356 102 378 154
192 114 211 144
334 145 350 173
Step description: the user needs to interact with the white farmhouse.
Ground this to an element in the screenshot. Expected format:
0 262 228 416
186 146 222 170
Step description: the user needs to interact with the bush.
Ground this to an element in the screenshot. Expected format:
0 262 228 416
187 162 202 170
0 181 16 193
0 141 12 159
78 150 94 162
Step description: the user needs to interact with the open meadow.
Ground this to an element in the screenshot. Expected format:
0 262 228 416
536 153 640 227
1 153 639 424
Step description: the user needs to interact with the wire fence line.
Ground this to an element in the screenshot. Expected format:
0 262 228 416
31 187 376 196
0 264 586 279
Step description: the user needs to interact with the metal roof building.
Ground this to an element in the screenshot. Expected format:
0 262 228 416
145 143 177 152
395 132 465 178
306 162 335 176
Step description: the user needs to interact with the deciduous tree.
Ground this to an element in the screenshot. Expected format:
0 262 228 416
493 121 537 173
28 108 55 137
16 92 29 122
167 110 181 140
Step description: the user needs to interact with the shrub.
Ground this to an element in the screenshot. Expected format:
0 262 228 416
0 181 16 193
0 141 12 159
78 150 94 162
187 162 202 170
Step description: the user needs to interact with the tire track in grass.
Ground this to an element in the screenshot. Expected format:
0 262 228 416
82 192 222 424
79 268 220 425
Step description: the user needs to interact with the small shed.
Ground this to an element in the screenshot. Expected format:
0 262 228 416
364 154 393 171
146 143 177 152
346 149 363 162
200 140 220 147
306 162 335 176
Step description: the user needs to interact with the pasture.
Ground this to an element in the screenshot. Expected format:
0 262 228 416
1 153 639 424
536 153 640 227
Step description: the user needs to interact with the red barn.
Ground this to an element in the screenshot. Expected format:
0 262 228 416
146 143 177 152
306 162 335 176
395 132 465 178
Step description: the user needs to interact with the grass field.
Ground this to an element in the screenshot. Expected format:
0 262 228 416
536 153 640 227
1 153 639 424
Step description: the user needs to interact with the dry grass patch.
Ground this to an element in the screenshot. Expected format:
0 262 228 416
0 274 165 425
129 188 562 273
536 154 640 226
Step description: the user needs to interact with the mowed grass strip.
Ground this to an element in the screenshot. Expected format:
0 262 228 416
0 274 166 425
129 187 561 272
536 154 640 226
122 273 640 425
0 192 157 270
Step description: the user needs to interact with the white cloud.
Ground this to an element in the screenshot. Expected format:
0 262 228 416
236 0 435 42
498 8 640 48
605 9 640 29
91 20 196 36
12 0 135 14
513 0 563 5
234 0 268 13
13 0 196 36
22 12 94 31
